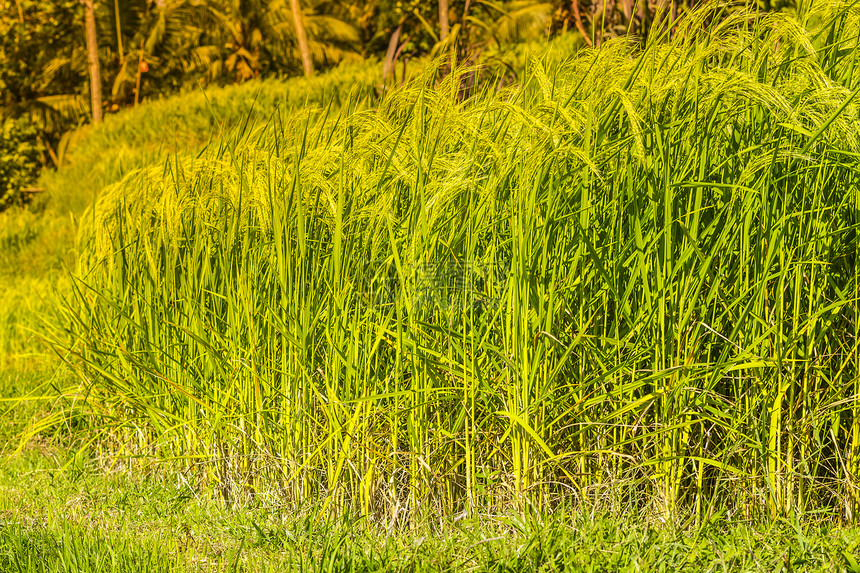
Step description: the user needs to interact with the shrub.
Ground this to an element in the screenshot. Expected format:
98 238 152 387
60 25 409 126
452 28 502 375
0 117 41 211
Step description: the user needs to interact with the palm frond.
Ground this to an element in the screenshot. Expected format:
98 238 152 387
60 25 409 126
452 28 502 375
1 95 88 133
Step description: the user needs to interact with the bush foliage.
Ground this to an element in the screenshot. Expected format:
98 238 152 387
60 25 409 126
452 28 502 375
0 117 41 212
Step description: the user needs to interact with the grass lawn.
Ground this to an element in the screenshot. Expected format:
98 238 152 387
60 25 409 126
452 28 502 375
3 453 860 572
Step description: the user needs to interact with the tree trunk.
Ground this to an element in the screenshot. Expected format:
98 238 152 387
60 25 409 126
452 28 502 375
458 0 473 61
289 0 314 77
571 0 591 47
620 0 633 22
114 0 124 63
134 37 145 107
382 24 402 84
83 0 103 123
439 0 450 41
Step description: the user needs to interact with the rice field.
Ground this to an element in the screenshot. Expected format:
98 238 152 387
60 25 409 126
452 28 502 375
28 0 860 535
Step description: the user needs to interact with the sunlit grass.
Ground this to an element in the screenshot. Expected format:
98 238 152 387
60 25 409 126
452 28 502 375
1 451 858 572
45 0 860 525
0 30 585 372
0 59 384 372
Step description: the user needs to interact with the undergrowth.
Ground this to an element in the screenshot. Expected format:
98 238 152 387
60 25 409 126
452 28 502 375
2 451 858 572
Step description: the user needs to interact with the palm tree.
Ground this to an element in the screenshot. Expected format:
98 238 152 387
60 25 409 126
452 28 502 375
382 23 401 83
439 0 450 41
469 1 553 47
83 0 103 122
50 0 356 108
289 0 314 76
199 0 356 82
0 0 90 158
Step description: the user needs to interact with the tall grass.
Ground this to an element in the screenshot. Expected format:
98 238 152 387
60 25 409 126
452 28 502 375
51 1 860 523
0 59 384 369
39 59 382 218
1 40 568 369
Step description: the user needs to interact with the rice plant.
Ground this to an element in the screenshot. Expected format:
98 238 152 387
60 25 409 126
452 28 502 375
48 0 860 524
38 58 381 218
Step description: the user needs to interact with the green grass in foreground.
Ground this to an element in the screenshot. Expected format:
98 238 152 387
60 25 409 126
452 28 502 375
5 376 856 572
2 451 860 573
